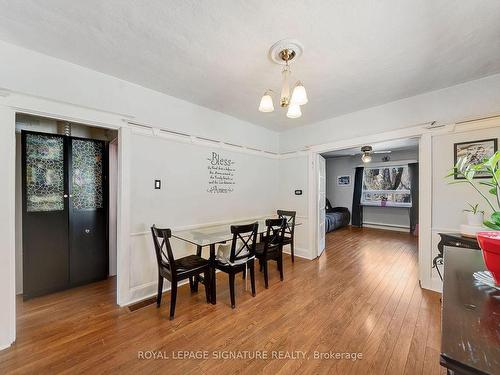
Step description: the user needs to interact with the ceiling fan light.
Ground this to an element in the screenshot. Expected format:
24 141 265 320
290 81 308 105
361 153 372 163
286 104 302 119
258 91 274 112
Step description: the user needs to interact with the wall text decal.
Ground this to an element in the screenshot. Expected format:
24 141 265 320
206 152 236 194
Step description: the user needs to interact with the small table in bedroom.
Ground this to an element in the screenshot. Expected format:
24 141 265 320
433 233 481 280
172 218 301 305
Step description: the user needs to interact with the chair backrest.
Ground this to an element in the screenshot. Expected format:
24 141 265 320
229 222 258 263
151 225 176 274
263 218 286 255
277 210 296 238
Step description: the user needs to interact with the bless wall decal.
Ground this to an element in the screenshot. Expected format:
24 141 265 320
206 152 236 194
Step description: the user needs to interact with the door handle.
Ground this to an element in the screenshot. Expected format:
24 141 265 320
63 194 68 198
84 229 91 234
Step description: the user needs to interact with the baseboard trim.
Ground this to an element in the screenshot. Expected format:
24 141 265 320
0 340 13 352
283 247 314 260
420 276 443 293
126 278 191 307
363 222 411 233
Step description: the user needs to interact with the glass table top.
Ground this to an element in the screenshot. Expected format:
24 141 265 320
172 218 300 247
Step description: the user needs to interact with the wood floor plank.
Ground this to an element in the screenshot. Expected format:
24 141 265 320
0 227 443 375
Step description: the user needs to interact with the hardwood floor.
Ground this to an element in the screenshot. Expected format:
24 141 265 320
0 227 444 374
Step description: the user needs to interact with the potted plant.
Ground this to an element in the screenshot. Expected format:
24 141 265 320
447 151 500 285
463 203 484 226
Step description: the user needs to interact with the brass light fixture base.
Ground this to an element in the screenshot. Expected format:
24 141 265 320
269 39 304 65
279 48 296 63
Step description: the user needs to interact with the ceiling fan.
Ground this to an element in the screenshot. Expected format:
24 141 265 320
359 145 391 163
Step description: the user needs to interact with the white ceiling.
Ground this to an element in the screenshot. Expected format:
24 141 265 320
0 1 499 132
321 138 419 158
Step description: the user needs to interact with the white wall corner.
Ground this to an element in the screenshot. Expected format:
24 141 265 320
0 106 16 350
418 133 434 291
117 126 132 306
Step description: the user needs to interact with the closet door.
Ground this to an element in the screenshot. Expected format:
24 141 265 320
69 138 108 285
22 131 69 299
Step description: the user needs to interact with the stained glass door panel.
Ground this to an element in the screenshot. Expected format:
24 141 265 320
69 138 108 285
25 133 65 212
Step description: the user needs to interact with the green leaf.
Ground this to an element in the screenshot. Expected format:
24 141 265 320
490 211 500 224
484 220 500 230
495 169 500 181
487 151 500 169
479 181 496 187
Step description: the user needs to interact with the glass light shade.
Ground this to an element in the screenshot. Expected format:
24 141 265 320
361 153 372 163
259 92 274 112
291 82 308 105
286 104 302 119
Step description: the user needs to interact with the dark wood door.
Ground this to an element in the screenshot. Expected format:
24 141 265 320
68 137 108 285
22 131 69 299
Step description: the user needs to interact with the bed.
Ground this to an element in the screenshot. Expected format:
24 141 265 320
325 199 350 233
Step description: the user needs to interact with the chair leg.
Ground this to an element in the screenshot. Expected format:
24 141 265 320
263 261 269 289
156 275 163 307
229 272 236 308
291 239 295 263
249 260 256 297
169 281 177 320
278 255 284 281
203 271 211 303
189 277 195 292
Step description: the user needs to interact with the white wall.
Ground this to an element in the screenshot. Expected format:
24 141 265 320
0 40 279 153
0 107 16 351
127 133 279 301
325 149 418 228
277 155 310 258
280 73 500 153
431 125 500 280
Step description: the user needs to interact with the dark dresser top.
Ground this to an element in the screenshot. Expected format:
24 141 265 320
441 247 500 374
439 233 481 250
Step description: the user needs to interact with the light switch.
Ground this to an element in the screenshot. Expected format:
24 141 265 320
154 180 161 189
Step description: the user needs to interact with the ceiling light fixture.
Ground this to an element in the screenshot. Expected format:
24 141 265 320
361 146 373 163
258 39 308 119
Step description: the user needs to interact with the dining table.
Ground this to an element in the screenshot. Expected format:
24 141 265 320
172 218 300 304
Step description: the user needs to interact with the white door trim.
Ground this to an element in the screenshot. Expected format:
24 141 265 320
0 93 130 350
306 125 433 290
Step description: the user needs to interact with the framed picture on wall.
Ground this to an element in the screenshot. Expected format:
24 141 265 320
454 138 498 179
337 175 351 186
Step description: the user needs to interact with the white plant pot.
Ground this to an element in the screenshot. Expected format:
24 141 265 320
466 212 484 227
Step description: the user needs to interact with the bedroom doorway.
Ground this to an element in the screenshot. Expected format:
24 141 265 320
317 137 420 256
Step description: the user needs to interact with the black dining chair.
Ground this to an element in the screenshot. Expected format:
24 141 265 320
277 210 297 262
255 218 286 288
214 222 258 308
151 225 211 320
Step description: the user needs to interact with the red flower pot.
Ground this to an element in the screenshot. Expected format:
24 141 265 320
476 231 500 285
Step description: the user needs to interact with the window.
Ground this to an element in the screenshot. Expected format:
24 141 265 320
361 165 412 208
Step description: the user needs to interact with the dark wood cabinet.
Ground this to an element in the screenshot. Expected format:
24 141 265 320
22 131 108 299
